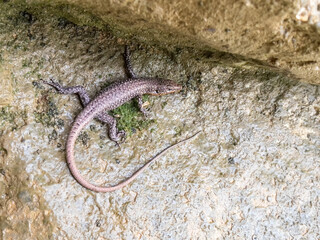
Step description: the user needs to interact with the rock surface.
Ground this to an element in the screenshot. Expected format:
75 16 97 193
0 3 319 240
16 0 320 84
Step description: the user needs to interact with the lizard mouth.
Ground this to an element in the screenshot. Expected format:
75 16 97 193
149 89 182 96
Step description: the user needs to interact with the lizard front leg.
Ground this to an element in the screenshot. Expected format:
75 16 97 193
123 45 136 79
43 79 126 143
41 79 91 107
136 95 149 117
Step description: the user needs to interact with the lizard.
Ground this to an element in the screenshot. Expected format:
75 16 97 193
42 46 199 192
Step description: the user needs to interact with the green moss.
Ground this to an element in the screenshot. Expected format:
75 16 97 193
22 58 32 68
0 106 16 124
33 93 62 127
111 100 155 135
0 106 27 131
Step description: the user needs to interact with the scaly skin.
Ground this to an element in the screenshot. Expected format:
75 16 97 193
43 46 198 192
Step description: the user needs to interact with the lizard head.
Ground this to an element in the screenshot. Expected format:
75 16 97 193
148 79 182 96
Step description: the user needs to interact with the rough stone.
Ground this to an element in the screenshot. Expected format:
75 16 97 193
10 0 320 84
0 3 319 240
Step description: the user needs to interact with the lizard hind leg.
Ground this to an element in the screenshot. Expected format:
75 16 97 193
42 79 91 107
96 112 126 144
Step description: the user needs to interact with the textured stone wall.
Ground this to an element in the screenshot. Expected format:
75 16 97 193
0 1 319 239
21 0 320 84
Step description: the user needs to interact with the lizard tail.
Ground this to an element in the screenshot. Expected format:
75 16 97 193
66 124 200 192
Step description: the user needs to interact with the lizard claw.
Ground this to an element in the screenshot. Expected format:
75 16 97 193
140 108 150 118
41 78 64 91
117 130 126 143
113 130 126 147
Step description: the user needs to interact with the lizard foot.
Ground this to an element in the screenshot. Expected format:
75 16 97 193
140 107 150 118
41 78 64 92
113 130 126 147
